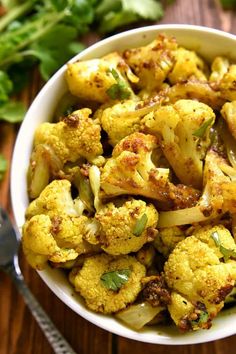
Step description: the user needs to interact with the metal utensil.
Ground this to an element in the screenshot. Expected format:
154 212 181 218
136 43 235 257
0 207 77 354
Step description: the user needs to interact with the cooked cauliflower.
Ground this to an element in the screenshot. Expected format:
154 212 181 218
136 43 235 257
217 64 236 101
164 225 236 330
72 253 146 313
98 100 143 146
66 52 137 103
221 101 236 140
142 99 215 188
95 199 158 255
33 108 103 166
158 148 236 228
100 132 200 209
153 226 185 257
158 80 225 110
209 56 230 82
123 34 177 91
168 47 208 84
23 180 96 269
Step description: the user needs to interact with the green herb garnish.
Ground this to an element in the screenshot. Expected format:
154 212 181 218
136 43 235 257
106 68 131 100
133 213 148 236
100 269 131 291
0 155 7 181
211 231 236 261
190 311 209 329
192 118 214 138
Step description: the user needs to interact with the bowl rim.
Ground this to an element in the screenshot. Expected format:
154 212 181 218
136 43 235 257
10 24 236 345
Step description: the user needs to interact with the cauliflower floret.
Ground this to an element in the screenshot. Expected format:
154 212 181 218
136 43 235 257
101 132 200 209
164 225 236 330
142 99 215 188
22 214 80 269
123 34 177 91
217 64 236 101
158 80 224 110
95 199 158 255
153 226 185 257
23 180 97 269
158 148 236 228
168 47 208 84
72 253 146 313
33 108 103 165
66 52 137 103
221 101 236 140
98 100 143 146
209 56 230 82
26 179 79 219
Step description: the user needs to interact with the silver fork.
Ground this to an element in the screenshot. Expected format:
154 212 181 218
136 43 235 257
0 207 77 354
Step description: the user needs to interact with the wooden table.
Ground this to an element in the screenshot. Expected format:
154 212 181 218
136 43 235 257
1 1 236 353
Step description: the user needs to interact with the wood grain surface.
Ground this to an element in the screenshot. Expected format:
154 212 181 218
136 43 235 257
1 0 236 353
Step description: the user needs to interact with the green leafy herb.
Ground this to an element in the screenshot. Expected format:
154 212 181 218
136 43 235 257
220 0 236 9
133 213 148 236
190 311 209 328
0 155 7 181
106 68 131 100
100 269 131 291
0 101 25 123
96 0 163 33
192 117 214 138
0 71 13 103
211 231 236 261
0 0 172 127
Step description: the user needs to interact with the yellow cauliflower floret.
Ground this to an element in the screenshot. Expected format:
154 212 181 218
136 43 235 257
153 226 185 257
72 253 146 313
221 101 236 140
26 179 79 219
66 52 137 103
168 47 208 84
142 99 215 188
101 132 200 209
123 34 177 91
209 56 230 82
157 80 224 110
34 108 103 164
95 199 158 255
98 100 143 146
218 64 236 101
164 225 236 331
22 214 79 270
22 180 97 270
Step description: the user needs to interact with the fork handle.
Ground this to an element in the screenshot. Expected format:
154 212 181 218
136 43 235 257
8 264 78 354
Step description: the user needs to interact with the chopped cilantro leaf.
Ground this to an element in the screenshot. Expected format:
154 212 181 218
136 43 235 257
100 269 131 291
211 231 236 261
106 68 131 100
133 213 148 236
192 117 214 138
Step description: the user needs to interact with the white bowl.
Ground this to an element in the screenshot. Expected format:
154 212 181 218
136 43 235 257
11 24 236 345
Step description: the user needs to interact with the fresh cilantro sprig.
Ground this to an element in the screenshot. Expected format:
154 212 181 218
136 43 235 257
96 0 164 33
100 269 131 291
0 0 169 124
211 231 236 261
